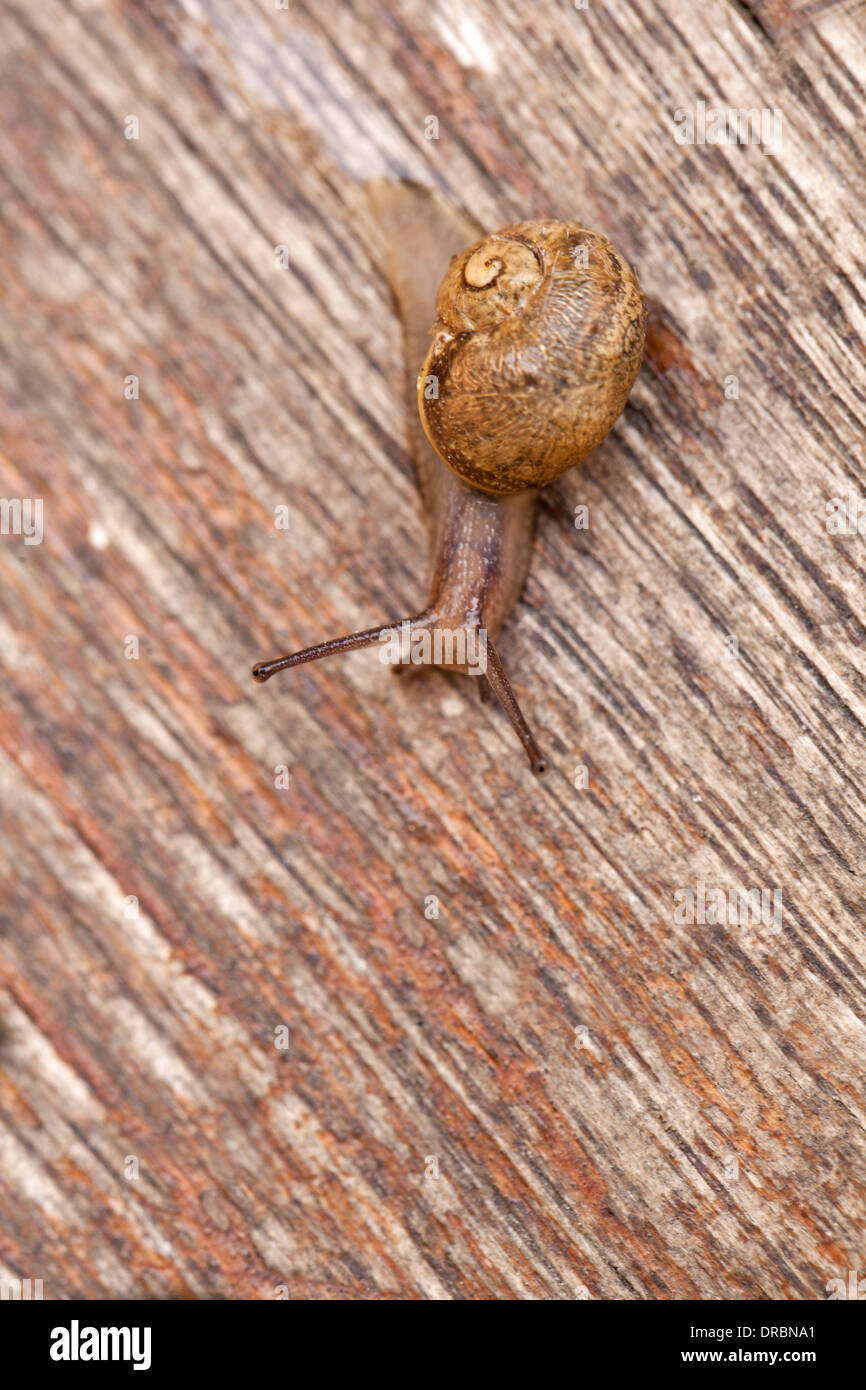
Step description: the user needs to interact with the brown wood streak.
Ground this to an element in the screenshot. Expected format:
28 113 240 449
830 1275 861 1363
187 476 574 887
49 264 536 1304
0 0 865 1299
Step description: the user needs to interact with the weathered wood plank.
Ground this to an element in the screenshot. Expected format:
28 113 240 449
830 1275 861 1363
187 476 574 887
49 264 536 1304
0 0 865 1298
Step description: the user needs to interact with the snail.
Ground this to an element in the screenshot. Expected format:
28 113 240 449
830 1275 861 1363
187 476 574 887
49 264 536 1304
252 182 646 774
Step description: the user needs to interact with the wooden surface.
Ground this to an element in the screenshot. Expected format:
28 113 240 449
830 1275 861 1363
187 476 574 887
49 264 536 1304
1 0 865 1301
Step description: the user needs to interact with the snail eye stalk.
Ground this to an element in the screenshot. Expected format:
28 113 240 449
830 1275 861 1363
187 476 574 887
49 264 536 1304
251 616 424 682
482 639 547 775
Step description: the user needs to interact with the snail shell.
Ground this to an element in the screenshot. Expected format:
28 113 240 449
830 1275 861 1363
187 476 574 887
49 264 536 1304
417 221 646 495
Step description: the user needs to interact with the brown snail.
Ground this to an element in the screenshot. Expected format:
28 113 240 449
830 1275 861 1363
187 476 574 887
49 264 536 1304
252 183 646 775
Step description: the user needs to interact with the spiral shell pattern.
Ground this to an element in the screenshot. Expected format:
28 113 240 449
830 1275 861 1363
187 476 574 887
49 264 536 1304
417 221 646 495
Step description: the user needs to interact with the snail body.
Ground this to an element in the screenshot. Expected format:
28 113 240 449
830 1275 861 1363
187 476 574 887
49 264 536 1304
253 184 646 774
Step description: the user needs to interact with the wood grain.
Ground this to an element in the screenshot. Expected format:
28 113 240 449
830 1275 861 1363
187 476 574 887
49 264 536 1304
1 0 865 1299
